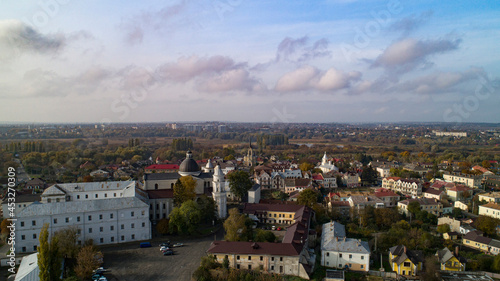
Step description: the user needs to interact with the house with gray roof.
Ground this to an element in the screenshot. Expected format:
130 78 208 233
320 221 370 271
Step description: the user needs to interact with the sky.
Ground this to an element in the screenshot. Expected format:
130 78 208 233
0 0 499 124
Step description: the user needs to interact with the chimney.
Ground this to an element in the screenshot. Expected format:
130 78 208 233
403 246 407 253
455 246 459 257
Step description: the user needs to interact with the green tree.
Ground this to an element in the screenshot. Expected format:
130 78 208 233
49 235 61 281
173 176 197 207
408 201 421 215
222 255 229 269
437 224 451 233
156 218 169 235
452 208 463 219
196 195 217 224
492 254 500 272
299 162 314 172
224 208 252 241
74 246 103 280
53 226 80 259
227 170 253 200
360 165 378 186
420 256 440 281
476 216 500 236
254 229 276 242
297 189 318 207
169 200 202 235
38 224 50 281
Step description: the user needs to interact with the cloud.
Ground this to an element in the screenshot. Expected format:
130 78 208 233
385 67 487 95
275 65 360 93
0 20 65 56
197 68 266 93
389 10 433 37
276 36 331 63
156 55 237 82
371 37 461 72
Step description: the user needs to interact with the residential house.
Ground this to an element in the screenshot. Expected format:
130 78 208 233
389 245 423 276
207 205 315 279
24 178 46 191
89 169 109 179
446 185 471 201
329 201 351 217
438 217 461 233
454 201 468 212
383 177 422 198
248 184 261 204
322 172 338 188
255 171 272 189
382 177 401 190
242 203 312 226
398 198 443 216
478 192 500 204
462 230 491 252
374 188 400 208
376 166 391 178
144 164 179 173
348 195 385 212
443 232 459 240
436 247 466 271
320 221 370 271
284 179 313 194
478 202 500 219
443 173 481 188
423 188 445 201
341 173 360 188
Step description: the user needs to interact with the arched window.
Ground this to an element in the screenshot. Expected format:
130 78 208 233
171 183 174 189
155 183 158 190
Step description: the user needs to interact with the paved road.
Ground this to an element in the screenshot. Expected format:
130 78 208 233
13 158 30 183
101 228 222 281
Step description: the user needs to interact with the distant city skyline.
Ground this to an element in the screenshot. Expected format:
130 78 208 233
0 1 499 123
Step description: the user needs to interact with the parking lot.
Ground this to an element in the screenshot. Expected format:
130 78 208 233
100 230 221 281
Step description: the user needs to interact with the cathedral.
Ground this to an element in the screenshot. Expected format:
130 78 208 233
142 151 227 220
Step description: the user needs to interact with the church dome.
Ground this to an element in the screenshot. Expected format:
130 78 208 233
179 150 201 176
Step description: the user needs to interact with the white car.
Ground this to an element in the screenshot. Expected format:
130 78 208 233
172 243 184 248
160 246 169 251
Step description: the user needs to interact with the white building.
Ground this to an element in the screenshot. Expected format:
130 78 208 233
14 253 39 281
248 184 261 204
320 221 370 271
212 164 227 218
443 173 481 188
479 203 500 219
15 181 150 253
319 152 339 174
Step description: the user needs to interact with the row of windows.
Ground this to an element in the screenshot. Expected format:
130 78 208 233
150 203 168 210
21 223 146 240
325 262 362 269
20 234 138 252
325 252 364 260
268 213 293 218
75 192 122 199
21 211 145 227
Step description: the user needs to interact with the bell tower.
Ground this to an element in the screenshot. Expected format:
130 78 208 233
212 164 227 218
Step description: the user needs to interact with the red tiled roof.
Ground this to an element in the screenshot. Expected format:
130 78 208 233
145 189 174 199
243 203 304 214
423 188 444 196
312 174 324 180
449 185 471 192
145 164 179 170
374 188 399 197
207 241 301 256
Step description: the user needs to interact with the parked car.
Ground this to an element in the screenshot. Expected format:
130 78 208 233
159 241 171 247
160 246 170 252
272 225 276 230
163 249 174 255
140 242 152 248
277 227 282 231
172 243 184 248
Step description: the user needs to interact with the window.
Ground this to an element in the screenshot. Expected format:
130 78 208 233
280 257 283 261
53 218 57 224
89 228 92 233
65 217 69 223
105 193 107 198
327 252 330 257
48 199 51 203
163 203 166 209
349 254 352 259
110 213 114 219
142 222 146 227
131 223 135 229
155 183 159 190
110 226 114 231
248 256 251 260
361 265 364 269
349 264 352 268
131 211 135 217
95 194 98 198
99 214 103 220
21 221 24 227
237 256 240 260
33 234 37 239
248 265 252 270
100 238 104 243
272 257 275 261
361 256 364 260
131 234 135 239
339 264 342 268
111 237 114 242
271 266 274 270
85 194 88 199
88 215 92 221
260 256 263 261
77 195 80 199
33 246 37 251
121 235 124 241
121 224 124 229
21 235 25 240
339 254 342 258
403 262 411 267
114 193 116 197
236 264 240 269
32 220 36 226
77 216 81 222
100 227 103 232
22 247 26 252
